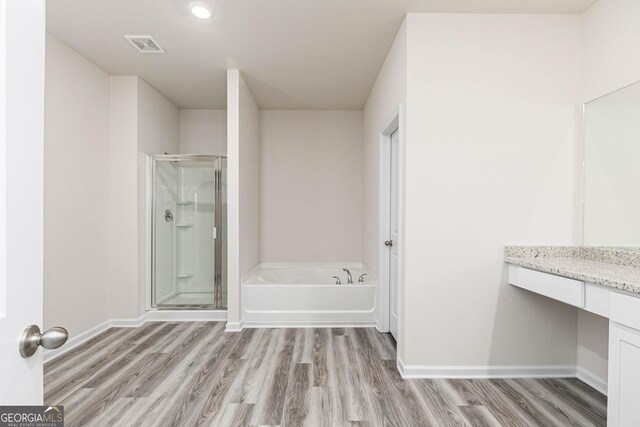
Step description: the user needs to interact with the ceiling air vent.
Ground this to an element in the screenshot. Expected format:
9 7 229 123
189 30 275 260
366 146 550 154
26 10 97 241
124 35 166 54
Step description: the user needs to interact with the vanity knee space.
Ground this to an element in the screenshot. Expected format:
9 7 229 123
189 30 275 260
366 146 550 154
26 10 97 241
505 253 640 427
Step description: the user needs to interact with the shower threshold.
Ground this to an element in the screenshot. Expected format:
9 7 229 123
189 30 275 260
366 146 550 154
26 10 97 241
157 291 226 310
155 304 221 311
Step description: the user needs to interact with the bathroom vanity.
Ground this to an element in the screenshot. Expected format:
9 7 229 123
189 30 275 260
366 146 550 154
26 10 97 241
504 76 640 426
505 246 640 426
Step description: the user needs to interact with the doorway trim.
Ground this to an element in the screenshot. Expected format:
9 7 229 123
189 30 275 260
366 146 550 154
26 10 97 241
0 0 6 321
378 107 402 350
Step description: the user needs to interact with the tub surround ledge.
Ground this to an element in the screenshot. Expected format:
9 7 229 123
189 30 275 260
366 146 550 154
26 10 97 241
504 246 640 294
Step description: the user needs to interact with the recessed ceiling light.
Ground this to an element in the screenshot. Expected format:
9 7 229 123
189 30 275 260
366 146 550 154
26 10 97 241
189 2 213 19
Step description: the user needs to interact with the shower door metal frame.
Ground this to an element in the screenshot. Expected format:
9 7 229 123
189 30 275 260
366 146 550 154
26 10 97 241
150 154 226 310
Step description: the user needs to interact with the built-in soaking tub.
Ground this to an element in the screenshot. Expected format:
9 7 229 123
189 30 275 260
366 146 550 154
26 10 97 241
242 263 377 327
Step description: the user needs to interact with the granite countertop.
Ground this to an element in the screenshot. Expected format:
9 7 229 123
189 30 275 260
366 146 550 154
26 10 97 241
504 246 640 294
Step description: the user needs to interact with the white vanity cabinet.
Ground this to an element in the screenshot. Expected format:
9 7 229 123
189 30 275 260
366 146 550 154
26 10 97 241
608 293 640 426
508 265 640 426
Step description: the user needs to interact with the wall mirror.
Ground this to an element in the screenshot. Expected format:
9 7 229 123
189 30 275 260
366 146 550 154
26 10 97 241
583 81 640 247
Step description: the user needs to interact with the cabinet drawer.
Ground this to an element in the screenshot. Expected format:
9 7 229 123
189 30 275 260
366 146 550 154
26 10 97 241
509 265 585 307
584 283 610 317
611 292 640 331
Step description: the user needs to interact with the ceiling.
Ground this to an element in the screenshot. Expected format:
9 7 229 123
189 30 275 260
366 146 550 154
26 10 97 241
46 0 597 110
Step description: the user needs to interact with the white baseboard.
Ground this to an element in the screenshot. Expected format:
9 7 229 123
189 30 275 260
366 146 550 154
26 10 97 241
110 315 147 328
242 321 377 329
375 320 389 333
398 359 575 379
576 366 608 395
397 357 404 377
44 311 228 364
397 358 608 394
43 319 112 363
43 317 142 364
225 321 243 332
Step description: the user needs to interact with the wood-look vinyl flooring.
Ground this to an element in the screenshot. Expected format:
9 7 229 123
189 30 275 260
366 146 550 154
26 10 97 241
44 322 606 426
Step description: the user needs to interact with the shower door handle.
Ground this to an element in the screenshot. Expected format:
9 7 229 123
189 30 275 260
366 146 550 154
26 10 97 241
212 227 217 239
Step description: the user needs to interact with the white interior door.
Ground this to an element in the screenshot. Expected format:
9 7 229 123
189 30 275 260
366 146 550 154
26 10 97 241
0 0 46 404
388 128 400 340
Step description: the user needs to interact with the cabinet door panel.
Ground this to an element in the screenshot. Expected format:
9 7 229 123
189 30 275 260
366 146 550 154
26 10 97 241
608 322 640 426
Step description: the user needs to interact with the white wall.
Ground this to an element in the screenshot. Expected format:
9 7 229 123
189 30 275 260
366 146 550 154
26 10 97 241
44 35 112 337
576 0 640 383
137 78 180 314
260 110 363 263
237 77 260 278
179 109 227 155
137 79 180 154
45 39 213 335
45 39 179 337
110 75 180 320
109 76 139 320
363 19 407 284
401 14 581 367
577 310 609 381
227 70 260 326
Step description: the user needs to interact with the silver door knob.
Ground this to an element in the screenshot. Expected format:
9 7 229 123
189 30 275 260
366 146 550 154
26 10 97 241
384 240 393 247
19 325 68 358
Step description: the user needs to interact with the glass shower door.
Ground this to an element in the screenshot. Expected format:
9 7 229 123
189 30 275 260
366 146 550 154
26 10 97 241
153 160 181 307
152 156 226 310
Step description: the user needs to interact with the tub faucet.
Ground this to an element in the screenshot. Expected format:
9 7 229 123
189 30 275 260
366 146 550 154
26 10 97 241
343 268 353 284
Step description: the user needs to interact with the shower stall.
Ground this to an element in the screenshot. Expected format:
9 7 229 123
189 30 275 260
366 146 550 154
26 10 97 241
151 155 227 310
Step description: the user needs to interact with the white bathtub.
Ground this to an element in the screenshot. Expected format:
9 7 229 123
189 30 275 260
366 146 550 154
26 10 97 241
242 263 377 327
